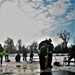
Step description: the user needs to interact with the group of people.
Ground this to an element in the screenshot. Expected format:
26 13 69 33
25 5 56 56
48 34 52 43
38 39 54 70
38 39 75 70
15 50 34 63
0 39 75 71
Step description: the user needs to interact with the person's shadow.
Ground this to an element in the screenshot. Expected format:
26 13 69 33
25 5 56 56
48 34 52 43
40 72 52 75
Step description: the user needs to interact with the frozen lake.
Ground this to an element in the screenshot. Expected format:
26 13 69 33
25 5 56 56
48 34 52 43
3 53 73 65
0 53 75 75
2 53 75 65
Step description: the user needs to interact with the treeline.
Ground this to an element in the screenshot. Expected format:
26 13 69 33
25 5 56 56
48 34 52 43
3 37 38 53
2 30 75 53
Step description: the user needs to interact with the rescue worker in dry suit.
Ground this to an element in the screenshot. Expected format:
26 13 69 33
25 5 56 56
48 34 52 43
38 39 48 70
0 44 4 65
67 45 75 66
46 39 54 68
23 49 27 61
30 50 34 61
3 50 9 62
38 39 54 70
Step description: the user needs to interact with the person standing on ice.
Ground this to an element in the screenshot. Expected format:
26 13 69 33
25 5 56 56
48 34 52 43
0 44 4 65
3 50 9 62
47 39 54 68
23 48 27 61
67 45 75 66
30 50 34 61
38 39 48 70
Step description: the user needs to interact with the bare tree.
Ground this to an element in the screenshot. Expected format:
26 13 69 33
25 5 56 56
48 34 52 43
4 37 15 53
17 39 22 51
30 41 38 52
57 30 71 49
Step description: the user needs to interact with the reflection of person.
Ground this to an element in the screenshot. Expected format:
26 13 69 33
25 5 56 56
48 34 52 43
15 53 21 62
40 72 52 75
0 44 4 65
67 45 75 66
38 39 48 70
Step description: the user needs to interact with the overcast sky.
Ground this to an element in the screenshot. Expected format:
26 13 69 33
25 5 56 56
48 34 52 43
0 0 75 46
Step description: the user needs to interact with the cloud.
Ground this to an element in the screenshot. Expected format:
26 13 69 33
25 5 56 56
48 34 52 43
0 0 74 45
52 36 63 46
0 0 13 6
17 0 74 28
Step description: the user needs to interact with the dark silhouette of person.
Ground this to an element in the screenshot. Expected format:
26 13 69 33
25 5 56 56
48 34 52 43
5 50 9 61
30 51 34 62
15 53 21 62
23 49 27 61
0 44 4 65
67 45 75 66
47 39 54 68
38 39 48 70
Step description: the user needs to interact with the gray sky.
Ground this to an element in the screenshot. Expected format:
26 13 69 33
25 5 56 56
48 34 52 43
0 0 75 46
